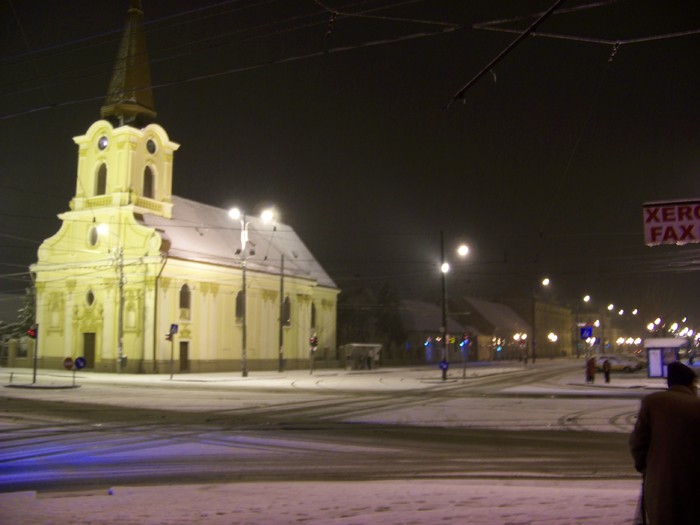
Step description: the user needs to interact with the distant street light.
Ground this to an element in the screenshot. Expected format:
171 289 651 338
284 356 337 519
439 232 469 380
530 277 550 364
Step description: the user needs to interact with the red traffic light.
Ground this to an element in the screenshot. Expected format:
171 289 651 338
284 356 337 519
27 327 37 339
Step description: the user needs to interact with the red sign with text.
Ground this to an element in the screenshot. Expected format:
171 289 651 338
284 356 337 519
643 199 700 246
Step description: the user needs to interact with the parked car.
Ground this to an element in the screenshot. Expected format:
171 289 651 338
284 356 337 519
594 355 643 373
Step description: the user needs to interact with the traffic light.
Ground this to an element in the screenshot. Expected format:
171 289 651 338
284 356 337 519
27 325 37 339
309 335 318 349
459 333 469 348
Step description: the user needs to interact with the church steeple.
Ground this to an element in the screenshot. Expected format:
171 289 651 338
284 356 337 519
101 0 156 127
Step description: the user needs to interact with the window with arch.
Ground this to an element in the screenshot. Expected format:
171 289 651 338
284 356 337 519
311 302 317 329
179 284 191 320
283 296 291 327
143 166 154 198
235 290 245 320
95 163 107 195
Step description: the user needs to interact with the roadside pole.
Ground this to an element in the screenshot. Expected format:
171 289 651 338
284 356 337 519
167 324 178 380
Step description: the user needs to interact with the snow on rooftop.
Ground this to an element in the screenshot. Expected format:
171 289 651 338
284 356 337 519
465 297 530 334
140 196 336 289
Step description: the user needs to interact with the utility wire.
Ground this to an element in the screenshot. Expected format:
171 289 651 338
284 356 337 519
1 23 459 121
446 0 566 108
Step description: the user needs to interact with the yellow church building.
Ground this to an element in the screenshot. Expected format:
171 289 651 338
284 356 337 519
30 1 338 374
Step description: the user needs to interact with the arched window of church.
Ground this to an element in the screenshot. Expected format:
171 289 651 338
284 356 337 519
235 290 244 320
179 284 191 320
95 163 107 195
283 296 291 327
311 303 317 329
143 166 154 198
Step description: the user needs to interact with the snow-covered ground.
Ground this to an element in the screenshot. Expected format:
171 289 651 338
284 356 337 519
1 362 654 524
1 479 640 525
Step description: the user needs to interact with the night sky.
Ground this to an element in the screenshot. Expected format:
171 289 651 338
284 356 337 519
2 0 700 329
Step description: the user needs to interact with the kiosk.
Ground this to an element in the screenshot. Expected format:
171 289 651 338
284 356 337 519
644 338 684 378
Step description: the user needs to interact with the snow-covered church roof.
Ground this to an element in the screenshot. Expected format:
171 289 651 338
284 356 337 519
140 196 337 289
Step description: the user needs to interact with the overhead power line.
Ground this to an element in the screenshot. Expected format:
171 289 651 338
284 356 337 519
446 0 566 108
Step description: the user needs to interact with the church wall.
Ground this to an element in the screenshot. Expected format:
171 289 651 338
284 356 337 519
148 257 337 373
31 218 338 374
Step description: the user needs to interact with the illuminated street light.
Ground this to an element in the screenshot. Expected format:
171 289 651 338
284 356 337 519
583 294 591 303
439 232 469 379
530 277 551 363
228 206 274 377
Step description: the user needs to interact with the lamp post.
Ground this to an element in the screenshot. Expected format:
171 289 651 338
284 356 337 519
229 207 274 378
576 294 592 359
530 277 550 364
97 223 125 373
258 209 285 373
278 253 285 372
439 231 469 379
229 208 250 377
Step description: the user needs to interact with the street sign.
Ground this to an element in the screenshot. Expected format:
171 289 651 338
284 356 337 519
74 357 86 370
63 357 74 370
580 327 593 339
170 324 179 334
643 199 700 246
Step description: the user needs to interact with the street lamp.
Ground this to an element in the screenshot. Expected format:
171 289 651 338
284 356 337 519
229 207 274 377
439 231 469 378
97 223 125 373
548 331 559 356
530 277 550 364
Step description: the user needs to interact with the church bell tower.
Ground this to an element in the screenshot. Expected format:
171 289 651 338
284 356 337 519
31 1 178 372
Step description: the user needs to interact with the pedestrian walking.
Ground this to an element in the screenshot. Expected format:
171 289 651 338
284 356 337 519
629 361 700 525
602 359 611 383
585 357 596 384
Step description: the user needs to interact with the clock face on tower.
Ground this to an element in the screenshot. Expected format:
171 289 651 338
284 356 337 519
146 139 156 154
98 136 109 150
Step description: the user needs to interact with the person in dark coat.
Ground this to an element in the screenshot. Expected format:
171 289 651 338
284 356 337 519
629 361 700 525
602 359 611 383
585 357 596 384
